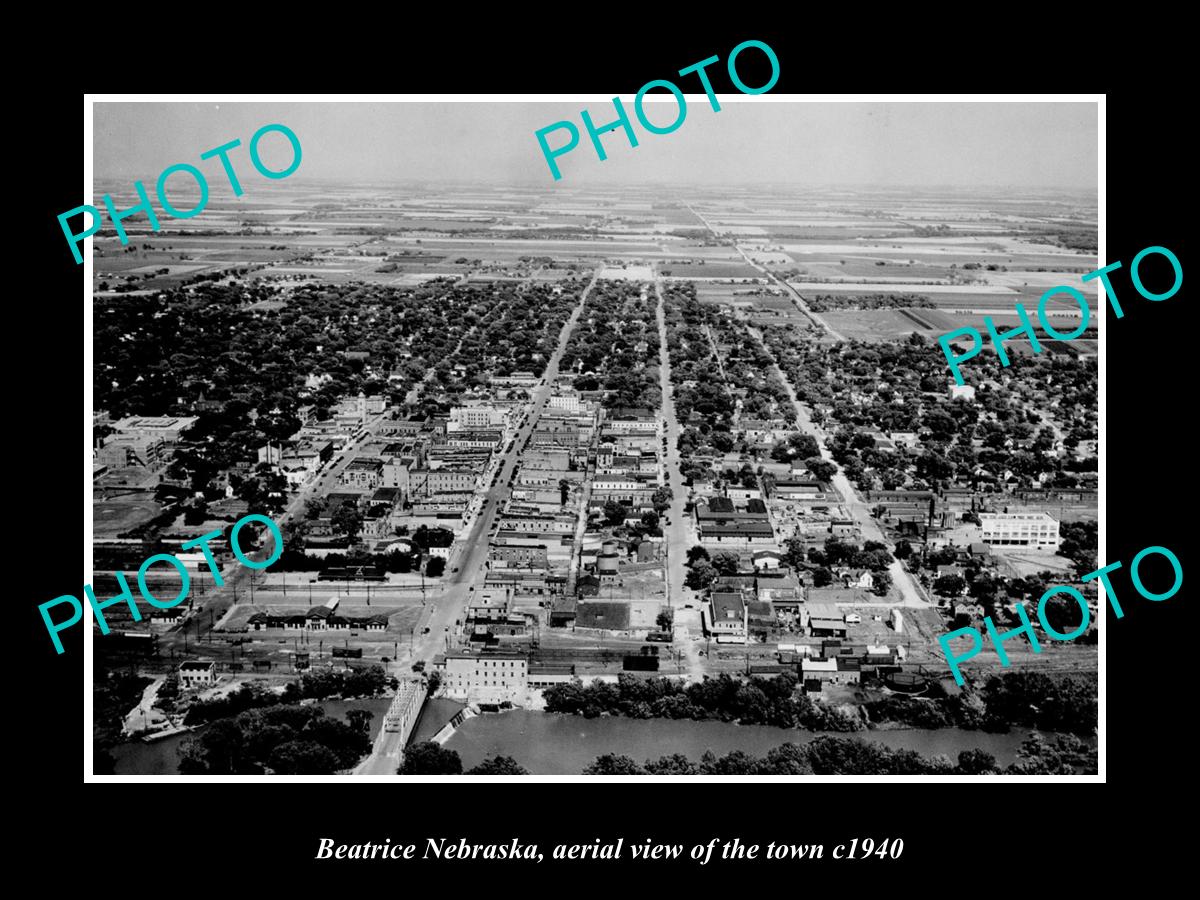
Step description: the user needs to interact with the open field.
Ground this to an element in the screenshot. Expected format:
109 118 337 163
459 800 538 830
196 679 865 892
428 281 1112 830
93 498 161 537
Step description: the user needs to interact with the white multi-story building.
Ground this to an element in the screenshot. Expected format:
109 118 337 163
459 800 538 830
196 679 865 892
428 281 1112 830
437 652 528 700
978 512 1061 550
449 404 508 430
548 394 584 414
178 660 216 687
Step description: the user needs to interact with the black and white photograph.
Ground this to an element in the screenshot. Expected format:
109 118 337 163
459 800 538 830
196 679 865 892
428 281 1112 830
81 97 1106 779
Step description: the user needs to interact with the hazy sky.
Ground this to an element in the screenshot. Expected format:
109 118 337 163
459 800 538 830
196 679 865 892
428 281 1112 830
95 100 1098 190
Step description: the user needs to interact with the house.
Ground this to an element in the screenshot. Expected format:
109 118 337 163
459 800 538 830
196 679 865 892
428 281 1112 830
757 570 802 609
838 568 875 590
752 550 784 570
178 660 216 687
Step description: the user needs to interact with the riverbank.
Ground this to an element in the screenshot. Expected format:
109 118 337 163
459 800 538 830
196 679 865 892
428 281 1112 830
111 696 393 775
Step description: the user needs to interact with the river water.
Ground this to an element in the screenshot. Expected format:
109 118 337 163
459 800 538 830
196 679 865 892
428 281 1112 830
444 710 1057 773
115 702 1072 775
111 697 393 775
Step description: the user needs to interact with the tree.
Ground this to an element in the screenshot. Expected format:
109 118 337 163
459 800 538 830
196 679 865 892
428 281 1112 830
603 500 628 527
425 556 446 577
583 754 646 775
640 510 660 532
871 570 893 596
811 567 834 587
804 457 837 482
699 749 759 774
711 431 735 452
346 709 374 734
934 574 967 596
685 560 717 589
956 748 998 775
686 545 710 565
893 539 913 560
467 755 529 775
656 608 674 631
331 503 363 543
1041 595 1088 637
651 486 673 513
400 742 462 774
268 740 341 775
644 754 699 774
710 551 740 575
759 743 813 774
559 478 570 506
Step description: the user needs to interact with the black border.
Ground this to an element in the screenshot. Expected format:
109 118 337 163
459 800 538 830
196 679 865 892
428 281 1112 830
21 28 1190 883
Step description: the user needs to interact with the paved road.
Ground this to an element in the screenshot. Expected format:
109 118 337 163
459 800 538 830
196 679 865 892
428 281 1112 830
357 272 597 773
686 203 847 341
654 274 692 611
173 410 393 651
745 325 930 610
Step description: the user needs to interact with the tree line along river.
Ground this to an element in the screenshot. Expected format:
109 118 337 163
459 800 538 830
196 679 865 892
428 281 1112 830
114 701 1079 774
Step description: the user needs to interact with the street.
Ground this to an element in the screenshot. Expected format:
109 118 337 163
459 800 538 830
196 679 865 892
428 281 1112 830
355 271 598 773
745 324 931 610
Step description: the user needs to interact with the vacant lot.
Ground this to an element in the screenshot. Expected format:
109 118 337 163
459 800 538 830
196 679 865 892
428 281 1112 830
94 498 161 537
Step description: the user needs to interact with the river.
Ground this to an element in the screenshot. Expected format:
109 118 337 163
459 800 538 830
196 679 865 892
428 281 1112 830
112 697 393 775
444 710 1063 773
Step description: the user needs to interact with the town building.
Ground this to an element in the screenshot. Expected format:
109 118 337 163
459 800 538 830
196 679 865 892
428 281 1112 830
178 660 216 687
436 651 529 700
978 512 1061 549
341 457 384 490
707 592 748 642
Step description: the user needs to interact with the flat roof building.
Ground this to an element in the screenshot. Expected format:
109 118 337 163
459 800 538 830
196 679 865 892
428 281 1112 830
978 512 1060 550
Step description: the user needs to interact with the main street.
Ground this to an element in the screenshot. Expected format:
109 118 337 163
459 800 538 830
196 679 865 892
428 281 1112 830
654 274 690 611
357 271 598 774
655 274 704 681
